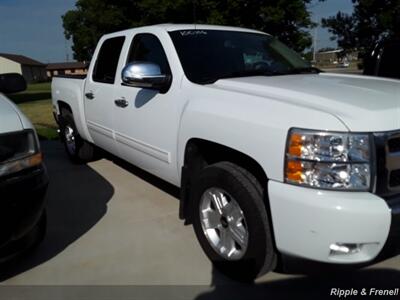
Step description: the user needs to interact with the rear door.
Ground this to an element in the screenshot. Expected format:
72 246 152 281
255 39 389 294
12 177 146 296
84 36 125 154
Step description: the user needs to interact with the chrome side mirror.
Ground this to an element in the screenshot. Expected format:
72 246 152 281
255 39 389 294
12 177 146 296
121 62 171 92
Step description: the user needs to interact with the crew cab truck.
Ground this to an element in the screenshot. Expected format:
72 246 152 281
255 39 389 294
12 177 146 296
52 24 400 281
0 73 47 261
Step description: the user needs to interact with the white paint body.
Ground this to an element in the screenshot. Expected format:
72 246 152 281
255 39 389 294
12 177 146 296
0 93 34 133
52 24 400 265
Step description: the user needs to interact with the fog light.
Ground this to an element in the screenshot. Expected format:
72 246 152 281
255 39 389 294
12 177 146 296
329 243 361 255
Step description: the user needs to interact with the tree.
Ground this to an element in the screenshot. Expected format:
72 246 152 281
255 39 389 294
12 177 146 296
303 50 314 62
63 0 321 61
62 0 141 61
322 0 400 57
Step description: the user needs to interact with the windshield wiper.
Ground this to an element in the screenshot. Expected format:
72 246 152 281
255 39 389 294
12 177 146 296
197 67 322 84
217 67 322 80
197 70 275 84
285 67 322 74
218 69 285 80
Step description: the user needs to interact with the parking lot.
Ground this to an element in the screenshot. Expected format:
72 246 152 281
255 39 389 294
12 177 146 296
1 141 400 298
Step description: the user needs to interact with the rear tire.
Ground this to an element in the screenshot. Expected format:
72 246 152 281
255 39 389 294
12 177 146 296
191 162 276 282
59 108 96 163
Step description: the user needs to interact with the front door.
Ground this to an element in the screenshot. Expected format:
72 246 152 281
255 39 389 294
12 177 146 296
113 33 180 184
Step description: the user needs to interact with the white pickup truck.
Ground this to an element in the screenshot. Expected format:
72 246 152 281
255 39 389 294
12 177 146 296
52 24 400 281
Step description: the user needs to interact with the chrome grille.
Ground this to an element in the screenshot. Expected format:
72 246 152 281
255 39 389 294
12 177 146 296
389 169 400 187
374 132 400 197
386 134 400 190
388 137 400 153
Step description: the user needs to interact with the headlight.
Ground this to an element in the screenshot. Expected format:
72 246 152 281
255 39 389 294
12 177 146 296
285 128 372 190
0 129 42 177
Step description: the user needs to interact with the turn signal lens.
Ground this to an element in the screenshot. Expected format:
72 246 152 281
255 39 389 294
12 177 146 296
28 152 43 166
0 153 42 177
286 160 303 182
287 133 303 157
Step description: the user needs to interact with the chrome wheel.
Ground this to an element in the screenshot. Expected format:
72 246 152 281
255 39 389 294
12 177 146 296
199 187 249 260
64 125 76 155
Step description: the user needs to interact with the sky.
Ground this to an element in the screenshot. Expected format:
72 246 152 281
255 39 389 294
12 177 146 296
0 0 76 63
310 0 354 50
0 0 354 63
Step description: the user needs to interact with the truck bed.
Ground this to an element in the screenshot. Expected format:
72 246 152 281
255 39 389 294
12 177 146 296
53 74 87 80
51 75 91 143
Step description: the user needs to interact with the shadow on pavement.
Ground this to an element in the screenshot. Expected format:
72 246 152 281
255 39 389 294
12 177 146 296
107 147 400 299
111 155 180 200
195 266 400 299
0 141 114 281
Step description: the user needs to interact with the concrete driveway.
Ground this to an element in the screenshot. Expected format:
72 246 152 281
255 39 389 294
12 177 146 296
0 141 399 298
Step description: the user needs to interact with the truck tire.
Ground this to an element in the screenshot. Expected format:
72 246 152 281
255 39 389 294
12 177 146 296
191 161 276 282
59 109 95 163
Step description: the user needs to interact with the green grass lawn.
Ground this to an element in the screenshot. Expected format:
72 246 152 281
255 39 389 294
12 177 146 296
8 82 59 140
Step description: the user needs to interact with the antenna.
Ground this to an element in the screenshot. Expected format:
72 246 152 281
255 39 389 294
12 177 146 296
313 13 319 63
193 0 197 29
64 39 69 62
313 25 318 62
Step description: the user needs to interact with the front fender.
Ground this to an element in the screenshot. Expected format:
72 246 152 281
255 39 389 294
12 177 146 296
177 87 348 182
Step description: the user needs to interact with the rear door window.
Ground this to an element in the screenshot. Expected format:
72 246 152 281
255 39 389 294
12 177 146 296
93 36 125 84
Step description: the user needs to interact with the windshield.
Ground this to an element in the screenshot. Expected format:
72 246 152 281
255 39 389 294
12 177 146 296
169 30 315 84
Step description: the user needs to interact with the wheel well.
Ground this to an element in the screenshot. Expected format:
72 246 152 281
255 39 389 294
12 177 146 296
185 138 268 186
57 101 72 114
180 138 269 223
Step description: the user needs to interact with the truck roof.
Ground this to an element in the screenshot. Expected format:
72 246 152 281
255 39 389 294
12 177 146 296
106 23 267 37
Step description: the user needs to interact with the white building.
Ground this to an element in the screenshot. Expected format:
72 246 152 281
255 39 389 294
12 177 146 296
315 49 359 66
46 62 89 78
0 53 47 83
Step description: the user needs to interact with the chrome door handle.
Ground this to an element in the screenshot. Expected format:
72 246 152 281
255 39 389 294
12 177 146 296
114 99 129 108
85 92 95 100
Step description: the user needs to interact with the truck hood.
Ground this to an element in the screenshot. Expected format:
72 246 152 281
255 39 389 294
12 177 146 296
214 73 400 132
0 94 23 133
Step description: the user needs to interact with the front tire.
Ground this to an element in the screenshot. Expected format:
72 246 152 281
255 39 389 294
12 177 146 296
59 109 96 163
191 162 276 282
